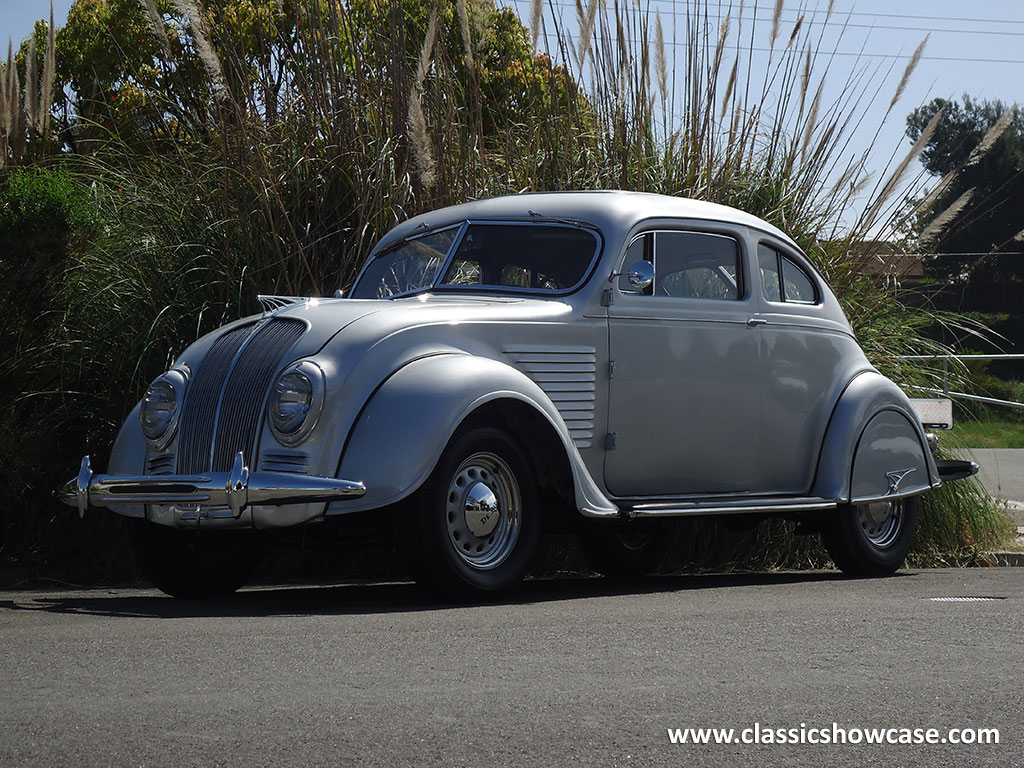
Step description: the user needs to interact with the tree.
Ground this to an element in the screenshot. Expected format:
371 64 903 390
906 96 1024 373
51 0 571 147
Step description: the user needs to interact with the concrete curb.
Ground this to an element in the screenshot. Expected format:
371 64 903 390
987 551 1024 567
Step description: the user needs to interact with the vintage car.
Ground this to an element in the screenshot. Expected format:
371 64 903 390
62 191 977 598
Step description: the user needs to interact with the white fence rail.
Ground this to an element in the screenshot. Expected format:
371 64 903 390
895 354 1024 412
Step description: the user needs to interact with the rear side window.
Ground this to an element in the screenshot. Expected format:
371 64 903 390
758 244 818 304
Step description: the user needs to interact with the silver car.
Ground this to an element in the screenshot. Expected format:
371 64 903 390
62 191 976 598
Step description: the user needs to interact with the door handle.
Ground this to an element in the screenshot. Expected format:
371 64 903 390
747 317 768 327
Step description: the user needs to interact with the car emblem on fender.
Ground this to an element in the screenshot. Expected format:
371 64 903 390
885 468 917 496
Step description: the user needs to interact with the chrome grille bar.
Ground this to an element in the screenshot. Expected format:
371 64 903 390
177 324 252 474
212 319 305 471
175 319 305 475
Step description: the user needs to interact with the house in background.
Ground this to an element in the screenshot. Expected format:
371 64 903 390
849 241 926 293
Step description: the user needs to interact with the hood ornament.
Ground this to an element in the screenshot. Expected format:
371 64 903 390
256 294 308 318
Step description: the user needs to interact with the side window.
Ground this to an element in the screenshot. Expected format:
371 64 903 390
654 232 741 300
621 234 653 295
759 244 818 305
758 244 781 302
781 256 816 303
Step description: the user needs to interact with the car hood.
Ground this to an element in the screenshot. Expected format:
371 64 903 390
271 294 576 359
169 293 579 394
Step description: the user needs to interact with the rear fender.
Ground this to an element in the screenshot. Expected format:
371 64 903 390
332 354 617 516
812 370 939 504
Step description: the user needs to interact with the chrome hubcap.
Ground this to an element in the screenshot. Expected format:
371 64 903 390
445 452 521 570
858 499 904 548
464 482 500 537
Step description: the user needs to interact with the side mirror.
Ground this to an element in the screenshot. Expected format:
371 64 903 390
620 260 654 293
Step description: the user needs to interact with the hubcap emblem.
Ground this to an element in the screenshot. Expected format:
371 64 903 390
464 482 500 537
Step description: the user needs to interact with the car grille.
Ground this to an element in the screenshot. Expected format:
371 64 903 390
176 319 305 474
145 453 176 476
260 450 311 474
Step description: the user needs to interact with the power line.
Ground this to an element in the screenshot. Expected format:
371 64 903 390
725 8 1024 27
536 1 1024 37
580 35 1024 64
772 18 1024 38
743 47 1024 64
515 0 1024 28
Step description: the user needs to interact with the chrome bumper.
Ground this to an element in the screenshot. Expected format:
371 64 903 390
59 451 366 519
934 458 981 483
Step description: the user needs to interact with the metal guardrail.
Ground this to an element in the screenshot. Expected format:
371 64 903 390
895 354 1024 412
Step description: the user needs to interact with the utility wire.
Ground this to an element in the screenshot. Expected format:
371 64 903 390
574 33 1024 64
516 1 1024 40
522 0 1024 30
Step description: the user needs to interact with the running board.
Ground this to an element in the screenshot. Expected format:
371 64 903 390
627 497 838 518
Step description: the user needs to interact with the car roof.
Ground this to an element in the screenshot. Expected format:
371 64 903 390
375 191 801 254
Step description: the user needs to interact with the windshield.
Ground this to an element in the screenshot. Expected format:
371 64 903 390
350 223 600 299
350 228 460 299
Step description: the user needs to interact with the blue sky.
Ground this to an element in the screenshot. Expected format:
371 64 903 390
509 0 1024 224
2 0 1022 222
1 1 74 52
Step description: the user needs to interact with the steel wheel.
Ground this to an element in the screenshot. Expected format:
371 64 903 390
413 426 540 599
858 499 905 548
822 495 918 577
444 452 522 570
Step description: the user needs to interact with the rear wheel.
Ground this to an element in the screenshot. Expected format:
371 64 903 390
822 495 918 577
578 520 669 579
411 427 540 599
128 520 262 598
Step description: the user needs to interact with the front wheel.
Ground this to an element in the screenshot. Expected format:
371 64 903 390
128 520 262 598
822 495 918 577
411 427 540 599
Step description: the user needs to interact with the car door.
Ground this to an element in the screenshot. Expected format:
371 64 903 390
754 241 862 494
603 228 763 498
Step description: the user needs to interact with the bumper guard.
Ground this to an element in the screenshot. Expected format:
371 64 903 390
59 451 366 519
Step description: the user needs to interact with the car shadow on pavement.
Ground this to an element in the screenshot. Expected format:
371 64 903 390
0 570 912 619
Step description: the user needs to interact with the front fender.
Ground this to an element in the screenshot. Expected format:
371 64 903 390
812 370 939 504
106 402 146 517
330 354 618 516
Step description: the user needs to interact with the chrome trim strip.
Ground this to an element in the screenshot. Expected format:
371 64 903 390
850 488 934 505
630 500 838 518
257 295 306 316
427 220 470 293
60 453 365 520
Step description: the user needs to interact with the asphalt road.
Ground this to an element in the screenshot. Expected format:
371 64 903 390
2 569 1021 767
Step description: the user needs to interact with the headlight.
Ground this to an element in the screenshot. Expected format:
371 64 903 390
268 361 325 446
140 369 188 449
